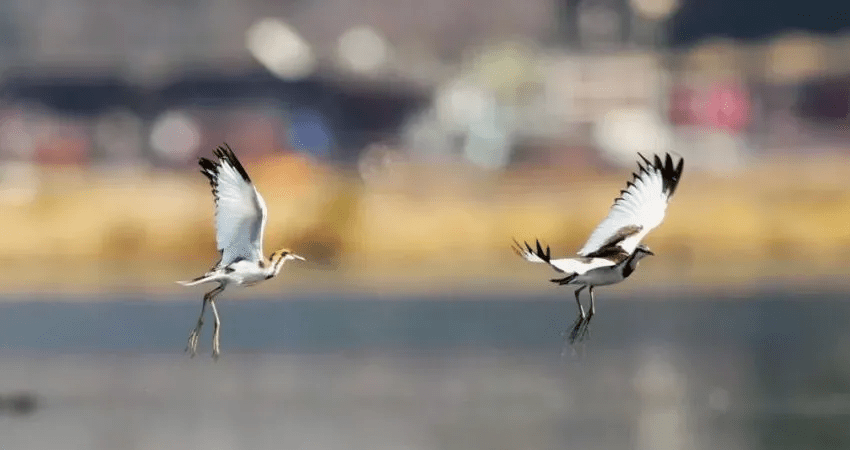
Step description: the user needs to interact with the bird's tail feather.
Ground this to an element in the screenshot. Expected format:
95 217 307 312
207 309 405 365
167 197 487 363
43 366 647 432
176 274 215 287
550 273 578 285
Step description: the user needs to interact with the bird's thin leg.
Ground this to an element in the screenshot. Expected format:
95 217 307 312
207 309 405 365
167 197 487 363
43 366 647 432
185 290 211 357
566 286 587 345
186 284 223 358
210 296 222 361
576 286 596 342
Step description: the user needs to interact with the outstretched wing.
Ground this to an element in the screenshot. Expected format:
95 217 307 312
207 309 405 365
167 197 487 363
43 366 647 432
512 239 616 274
199 144 268 267
577 153 683 257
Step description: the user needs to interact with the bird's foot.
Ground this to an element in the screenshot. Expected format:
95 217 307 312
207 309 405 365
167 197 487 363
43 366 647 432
567 314 587 345
185 327 201 358
211 333 221 361
574 316 593 344
558 314 587 357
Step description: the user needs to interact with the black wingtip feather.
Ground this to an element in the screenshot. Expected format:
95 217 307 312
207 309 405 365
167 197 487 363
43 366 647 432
197 144 255 204
657 152 684 197
605 152 685 211
634 152 684 197
510 238 525 258
198 157 219 193
198 156 217 175
213 143 252 183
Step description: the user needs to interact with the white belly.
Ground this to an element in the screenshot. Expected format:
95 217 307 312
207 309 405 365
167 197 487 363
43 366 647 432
227 261 269 286
573 266 625 286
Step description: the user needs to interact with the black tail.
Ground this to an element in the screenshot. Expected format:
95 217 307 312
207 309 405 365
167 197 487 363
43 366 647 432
550 273 577 285
512 238 554 264
534 240 552 264
516 239 552 263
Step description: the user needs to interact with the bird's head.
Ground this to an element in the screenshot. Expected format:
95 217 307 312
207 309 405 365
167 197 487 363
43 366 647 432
634 244 655 260
269 248 305 275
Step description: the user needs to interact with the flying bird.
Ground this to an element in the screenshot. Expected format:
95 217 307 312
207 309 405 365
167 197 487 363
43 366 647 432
178 144 305 359
513 153 683 347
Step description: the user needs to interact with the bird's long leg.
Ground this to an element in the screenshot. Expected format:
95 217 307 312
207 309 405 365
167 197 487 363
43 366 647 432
209 292 223 360
576 286 596 342
185 289 210 357
186 284 223 358
566 286 587 345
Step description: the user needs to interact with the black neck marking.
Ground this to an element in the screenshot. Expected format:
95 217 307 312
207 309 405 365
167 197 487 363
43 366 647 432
620 251 645 279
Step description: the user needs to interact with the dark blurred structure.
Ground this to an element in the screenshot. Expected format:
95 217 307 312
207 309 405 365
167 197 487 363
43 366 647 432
0 392 38 417
0 70 428 166
668 0 849 46
0 0 847 172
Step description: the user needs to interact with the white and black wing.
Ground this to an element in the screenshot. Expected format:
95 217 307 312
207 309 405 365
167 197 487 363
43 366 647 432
513 239 565 271
512 239 616 275
577 153 683 257
199 144 268 267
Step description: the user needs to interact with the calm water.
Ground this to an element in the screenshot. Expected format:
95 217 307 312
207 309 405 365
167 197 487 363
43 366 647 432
1 290 849 450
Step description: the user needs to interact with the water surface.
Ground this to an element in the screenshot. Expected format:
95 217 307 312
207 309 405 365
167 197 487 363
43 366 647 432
0 291 847 450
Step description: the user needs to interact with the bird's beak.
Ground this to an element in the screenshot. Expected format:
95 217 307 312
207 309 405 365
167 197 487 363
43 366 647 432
293 254 306 261
645 249 655 256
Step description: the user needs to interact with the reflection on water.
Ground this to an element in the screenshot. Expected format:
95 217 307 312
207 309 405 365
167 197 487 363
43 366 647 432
0 291 849 450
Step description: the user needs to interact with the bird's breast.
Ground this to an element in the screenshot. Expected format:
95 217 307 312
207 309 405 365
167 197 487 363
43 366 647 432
237 272 269 286
574 266 626 286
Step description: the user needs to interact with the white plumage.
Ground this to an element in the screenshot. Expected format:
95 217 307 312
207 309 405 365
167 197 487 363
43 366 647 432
179 144 305 359
578 153 680 257
206 149 269 267
513 153 683 347
517 243 616 275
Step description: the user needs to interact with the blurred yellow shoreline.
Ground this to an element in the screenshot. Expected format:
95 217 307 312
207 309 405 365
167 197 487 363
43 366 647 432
0 260 847 299
3 153 850 296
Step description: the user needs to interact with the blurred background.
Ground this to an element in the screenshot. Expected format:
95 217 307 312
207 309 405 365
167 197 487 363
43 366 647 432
1 0 850 448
